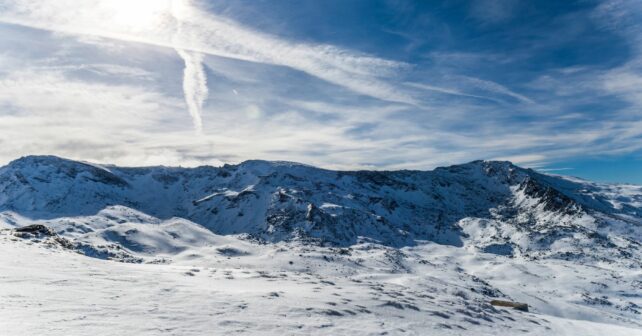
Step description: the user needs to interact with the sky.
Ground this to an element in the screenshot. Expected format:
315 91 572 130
0 0 641 184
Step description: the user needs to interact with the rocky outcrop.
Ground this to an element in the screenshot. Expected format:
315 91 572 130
490 300 529 312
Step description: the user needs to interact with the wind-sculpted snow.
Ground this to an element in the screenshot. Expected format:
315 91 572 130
0 156 641 335
1 217 641 335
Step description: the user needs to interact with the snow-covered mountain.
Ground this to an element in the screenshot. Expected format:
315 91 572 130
1 155 641 335
1 155 640 262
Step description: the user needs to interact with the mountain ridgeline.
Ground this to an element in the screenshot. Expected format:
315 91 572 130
0 156 640 263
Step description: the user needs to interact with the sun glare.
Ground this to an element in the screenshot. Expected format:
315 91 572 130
101 0 173 31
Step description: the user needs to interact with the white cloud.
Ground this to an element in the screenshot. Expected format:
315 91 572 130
2 57 638 171
0 0 413 105
1 0 641 174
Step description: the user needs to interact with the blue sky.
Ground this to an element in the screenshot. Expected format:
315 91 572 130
0 0 641 183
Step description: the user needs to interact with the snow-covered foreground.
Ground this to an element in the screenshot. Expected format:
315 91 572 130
1 227 640 336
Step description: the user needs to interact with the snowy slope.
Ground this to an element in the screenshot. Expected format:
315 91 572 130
0 155 640 260
1 225 640 335
0 155 641 335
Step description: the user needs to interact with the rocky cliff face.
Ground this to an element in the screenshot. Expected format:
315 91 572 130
0 155 640 264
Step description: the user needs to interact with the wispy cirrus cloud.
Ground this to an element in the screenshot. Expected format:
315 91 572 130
0 0 413 106
0 0 642 184
452 75 534 104
405 82 501 103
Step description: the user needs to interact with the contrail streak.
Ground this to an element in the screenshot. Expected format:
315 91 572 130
173 0 208 134
176 49 208 134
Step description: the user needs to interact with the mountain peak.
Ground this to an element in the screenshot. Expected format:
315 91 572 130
6 155 113 172
8 155 74 167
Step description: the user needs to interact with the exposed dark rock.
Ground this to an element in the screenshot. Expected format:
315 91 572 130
490 300 529 312
15 224 54 235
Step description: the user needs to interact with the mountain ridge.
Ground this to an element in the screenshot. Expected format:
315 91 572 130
0 155 640 266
